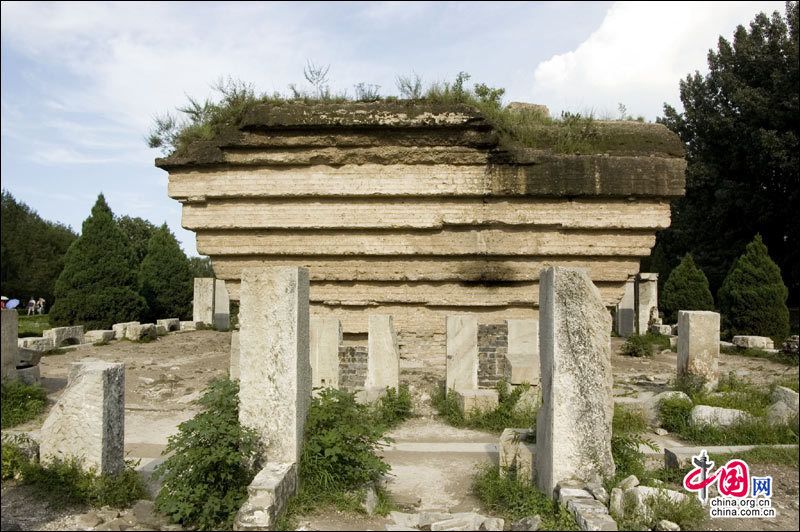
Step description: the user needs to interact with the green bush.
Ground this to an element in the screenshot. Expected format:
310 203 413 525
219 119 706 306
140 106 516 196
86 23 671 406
155 378 261 531
49 194 147 330
609 406 654 487
371 385 413 430
616 490 705 531
718 234 790 340
661 254 715 323
0 445 144 508
138 224 193 322
620 333 670 357
432 380 537 433
1 380 47 428
473 464 578 529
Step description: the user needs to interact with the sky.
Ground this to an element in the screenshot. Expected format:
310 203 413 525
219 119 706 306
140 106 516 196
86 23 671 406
0 1 785 256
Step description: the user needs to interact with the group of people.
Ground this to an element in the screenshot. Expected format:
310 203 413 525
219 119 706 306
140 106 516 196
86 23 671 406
0 296 46 314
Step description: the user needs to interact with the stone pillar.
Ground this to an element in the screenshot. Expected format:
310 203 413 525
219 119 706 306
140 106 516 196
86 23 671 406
192 277 215 325
230 330 240 380
366 315 400 392
505 319 539 385
39 359 125 475
636 273 658 334
1 309 19 382
214 279 231 331
615 276 636 337
677 311 720 390
535 267 615 498
446 315 478 391
239 267 311 464
310 317 342 389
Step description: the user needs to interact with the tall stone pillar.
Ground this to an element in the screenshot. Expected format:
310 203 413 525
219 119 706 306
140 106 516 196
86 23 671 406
193 277 214 325
615 276 636 337
213 279 230 331
310 317 342 389
636 273 659 334
677 310 720 391
505 319 539 385
1 309 19 382
535 267 614 498
39 359 125 475
238 267 311 464
366 315 400 392
446 315 478 391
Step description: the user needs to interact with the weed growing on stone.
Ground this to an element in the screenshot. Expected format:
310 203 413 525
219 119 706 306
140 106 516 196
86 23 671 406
154 378 262 531
472 464 578 530
0 380 47 428
432 380 537 434
371 384 414 430
615 490 705 531
0 447 145 508
607 405 655 491
620 333 671 357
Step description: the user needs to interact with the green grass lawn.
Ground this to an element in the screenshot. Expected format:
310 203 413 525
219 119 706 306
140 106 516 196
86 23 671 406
17 314 51 337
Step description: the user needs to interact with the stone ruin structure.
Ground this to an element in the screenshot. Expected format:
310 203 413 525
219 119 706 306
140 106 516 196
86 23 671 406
157 102 685 366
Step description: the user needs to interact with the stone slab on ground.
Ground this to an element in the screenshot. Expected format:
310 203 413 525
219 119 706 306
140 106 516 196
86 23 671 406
112 321 140 340
732 335 774 350
456 389 499 415
664 444 799 469
85 330 115 343
179 320 202 331
17 336 54 352
125 323 157 341
689 404 750 427
234 462 297 531
43 325 84 347
39 359 125 475
156 318 180 332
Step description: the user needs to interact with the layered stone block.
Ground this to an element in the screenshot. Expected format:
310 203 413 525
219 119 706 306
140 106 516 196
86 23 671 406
636 273 658 335
310 317 342 389
157 318 180 332
214 279 230 331
193 277 214 325
504 319 539 385
535 267 615 498
445 315 478 391
43 326 84 347
239 267 311 463
2 309 19 381
677 311 720 390
365 314 400 393
39 359 125 474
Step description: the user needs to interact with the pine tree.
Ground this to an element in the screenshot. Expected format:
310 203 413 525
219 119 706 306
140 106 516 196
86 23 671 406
139 224 193 322
661 254 715 323
49 194 147 329
718 234 790 339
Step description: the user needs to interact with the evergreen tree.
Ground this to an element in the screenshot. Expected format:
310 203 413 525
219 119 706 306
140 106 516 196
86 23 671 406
653 3 799 301
49 194 147 329
718 234 790 339
661 254 715 322
118 215 158 265
139 224 193 321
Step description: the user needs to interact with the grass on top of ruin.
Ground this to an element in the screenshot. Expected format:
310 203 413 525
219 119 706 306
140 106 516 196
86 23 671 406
432 380 537 434
148 71 619 157
17 313 50 338
658 373 799 446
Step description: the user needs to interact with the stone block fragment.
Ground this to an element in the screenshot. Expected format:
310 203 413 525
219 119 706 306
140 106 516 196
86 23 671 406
732 335 774 350
85 330 115 343
456 389 498 414
43 325 84 347
192 277 214 325
179 320 202 331
2 309 19 382
112 321 139 340
156 318 180 332
649 324 672 335
505 319 539 385
499 428 535 484
310 317 342 389
239 267 311 464
16 365 40 385
17 347 42 367
690 405 750 427
125 323 157 341
366 314 400 392
535 267 615 498
677 311 720 391
446 315 478 391
214 279 230 331
18 336 54 352
234 462 297 531
39 359 125 474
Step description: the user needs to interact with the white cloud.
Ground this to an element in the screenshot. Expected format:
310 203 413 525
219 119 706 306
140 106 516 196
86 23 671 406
531 1 785 119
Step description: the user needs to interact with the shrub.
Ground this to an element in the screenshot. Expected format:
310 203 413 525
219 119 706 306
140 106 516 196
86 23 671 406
371 385 413 430
620 333 670 357
138 224 193 322
49 194 147 330
1 380 47 428
718 234 790 340
661 254 715 323
473 464 578 529
432 380 537 433
0 445 144 508
610 406 654 486
155 378 261 531
616 490 705 531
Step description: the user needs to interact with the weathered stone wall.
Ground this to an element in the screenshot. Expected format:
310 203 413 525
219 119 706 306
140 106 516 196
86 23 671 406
478 323 508 388
338 345 368 392
159 102 685 365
